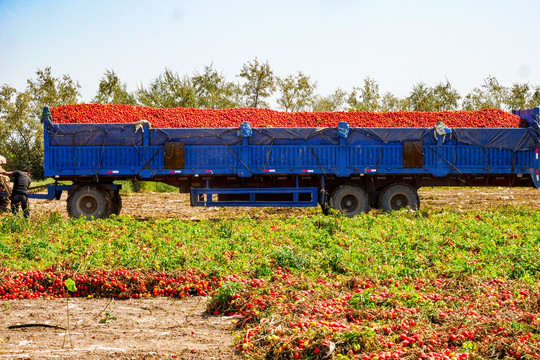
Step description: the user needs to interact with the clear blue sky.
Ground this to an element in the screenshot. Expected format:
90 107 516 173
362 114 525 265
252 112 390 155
1 0 539 103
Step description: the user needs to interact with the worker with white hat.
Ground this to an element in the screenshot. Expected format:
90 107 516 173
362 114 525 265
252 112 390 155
0 155 10 212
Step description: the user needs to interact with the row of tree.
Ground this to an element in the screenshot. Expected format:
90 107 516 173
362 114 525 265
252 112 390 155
1 59 540 178
0 68 80 178
92 60 540 113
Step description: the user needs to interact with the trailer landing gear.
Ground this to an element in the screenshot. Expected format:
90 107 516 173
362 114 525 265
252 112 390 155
111 191 122 216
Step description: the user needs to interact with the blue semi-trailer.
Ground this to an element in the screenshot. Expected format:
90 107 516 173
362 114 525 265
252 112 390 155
2 106 539 219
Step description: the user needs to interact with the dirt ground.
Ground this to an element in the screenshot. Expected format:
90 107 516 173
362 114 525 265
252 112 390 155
26 186 540 220
2 187 540 359
0 297 237 360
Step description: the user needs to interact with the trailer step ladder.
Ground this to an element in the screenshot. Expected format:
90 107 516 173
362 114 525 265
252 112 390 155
190 187 319 207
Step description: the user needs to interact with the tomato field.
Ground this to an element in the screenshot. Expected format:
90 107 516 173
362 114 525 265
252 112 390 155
1 190 540 359
50 104 523 128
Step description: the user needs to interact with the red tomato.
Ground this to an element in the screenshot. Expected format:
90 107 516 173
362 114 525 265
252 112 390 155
50 104 522 129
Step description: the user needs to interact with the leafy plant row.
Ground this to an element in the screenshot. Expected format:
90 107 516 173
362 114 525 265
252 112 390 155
1 208 539 280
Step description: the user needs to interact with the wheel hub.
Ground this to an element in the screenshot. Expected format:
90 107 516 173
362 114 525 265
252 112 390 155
341 194 359 212
390 194 408 210
80 195 98 213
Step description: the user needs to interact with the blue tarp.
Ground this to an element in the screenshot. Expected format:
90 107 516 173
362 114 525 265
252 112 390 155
46 121 540 152
48 123 146 147
513 108 540 127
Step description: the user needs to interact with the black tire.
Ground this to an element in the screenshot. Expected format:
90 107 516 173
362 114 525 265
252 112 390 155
378 183 419 212
328 185 369 217
67 185 112 220
111 191 122 216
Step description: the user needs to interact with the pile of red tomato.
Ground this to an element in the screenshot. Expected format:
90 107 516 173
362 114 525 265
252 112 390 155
50 104 523 128
0 268 214 300
215 270 540 360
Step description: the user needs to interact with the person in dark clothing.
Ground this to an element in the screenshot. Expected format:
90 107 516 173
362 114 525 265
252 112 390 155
0 168 31 218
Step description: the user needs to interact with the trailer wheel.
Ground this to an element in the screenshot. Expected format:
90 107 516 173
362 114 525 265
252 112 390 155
67 185 112 220
111 191 122 216
379 184 419 212
329 185 369 216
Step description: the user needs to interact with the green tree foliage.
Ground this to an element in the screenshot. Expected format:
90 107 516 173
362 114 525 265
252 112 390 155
503 83 540 110
462 76 508 110
192 65 240 109
238 58 276 108
504 83 530 110
347 77 381 112
379 92 406 112
135 68 197 108
0 86 35 172
431 80 461 111
26 68 80 115
0 68 80 178
405 82 434 111
529 86 540 108
93 70 135 105
313 88 348 112
404 80 461 112
276 72 317 112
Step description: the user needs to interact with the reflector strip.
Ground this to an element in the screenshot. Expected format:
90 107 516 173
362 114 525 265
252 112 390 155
536 148 538 160
106 170 119 174
168 170 182 174
537 169 539 182
365 169 377 173
205 170 213 174
264 169 276 173
301 170 314 173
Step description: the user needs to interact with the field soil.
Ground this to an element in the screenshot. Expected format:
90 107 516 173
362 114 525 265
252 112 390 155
27 186 540 220
0 297 237 360
2 186 540 359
